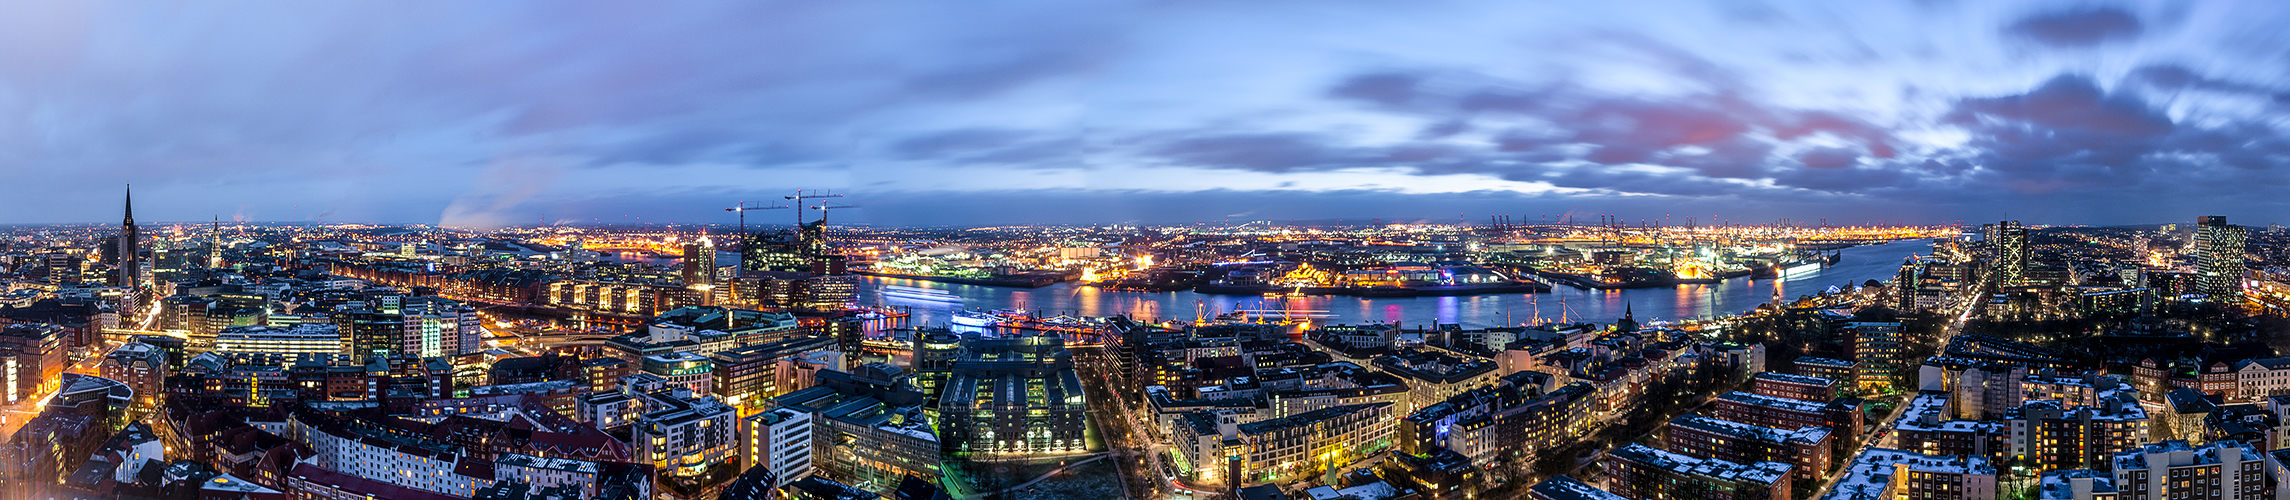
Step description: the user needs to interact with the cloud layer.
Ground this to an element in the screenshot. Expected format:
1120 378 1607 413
1 0 2288 226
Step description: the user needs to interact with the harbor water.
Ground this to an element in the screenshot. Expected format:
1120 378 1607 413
854 239 1939 329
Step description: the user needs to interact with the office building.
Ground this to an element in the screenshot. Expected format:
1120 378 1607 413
742 407 815 484
683 236 718 288
100 340 168 408
710 335 839 409
774 364 940 495
401 296 482 358
0 323 63 404
2195 216 2247 301
938 334 1089 455
643 352 715 396
633 387 740 478
213 324 345 356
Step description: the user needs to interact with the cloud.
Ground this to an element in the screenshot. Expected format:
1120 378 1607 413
3 1 2290 226
2005 8 2143 47
439 156 564 230
1947 75 2172 136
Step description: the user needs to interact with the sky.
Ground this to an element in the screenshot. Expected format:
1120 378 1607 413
3 0 2289 228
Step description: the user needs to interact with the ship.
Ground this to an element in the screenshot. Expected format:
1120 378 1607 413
951 310 1000 328
881 285 963 304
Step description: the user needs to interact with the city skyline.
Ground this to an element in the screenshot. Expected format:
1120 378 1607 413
4 1 2289 227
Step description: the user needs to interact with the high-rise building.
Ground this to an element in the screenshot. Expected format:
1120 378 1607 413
683 235 717 288
1997 221 2029 286
1850 321 1902 393
2195 216 2247 301
1894 258 1922 311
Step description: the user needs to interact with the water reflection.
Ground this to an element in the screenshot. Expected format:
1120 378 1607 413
855 240 1933 329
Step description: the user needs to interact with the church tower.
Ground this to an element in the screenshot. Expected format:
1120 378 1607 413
119 185 140 290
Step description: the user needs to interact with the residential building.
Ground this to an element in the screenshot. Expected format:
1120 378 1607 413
2111 440 2264 500
2036 470 2117 500
1796 357 1856 386
1849 322 1902 393
1665 415 1833 482
1601 443 1792 500
1752 372 1837 402
1821 448 1996 500
1373 349 1500 414
1205 402 1393 484
1710 391 1862 441
1531 476 1628 500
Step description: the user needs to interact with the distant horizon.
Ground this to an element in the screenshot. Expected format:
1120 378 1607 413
0 216 2225 231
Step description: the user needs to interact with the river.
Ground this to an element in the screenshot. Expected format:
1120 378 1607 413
851 239 1941 329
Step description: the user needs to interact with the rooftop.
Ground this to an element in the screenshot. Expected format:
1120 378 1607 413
1823 449 1994 500
1753 372 1835 387
1530 476 1627 500
1716 391 1828 413
1670 415 1830 446
1608 443 1791 485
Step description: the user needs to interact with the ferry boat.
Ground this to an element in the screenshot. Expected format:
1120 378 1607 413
881 285 963 304
1778 262 1823 277
951 310 1000 328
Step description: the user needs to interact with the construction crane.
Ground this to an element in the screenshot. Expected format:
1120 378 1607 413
812 203 857 225
724 201 790 243
783 190 844 226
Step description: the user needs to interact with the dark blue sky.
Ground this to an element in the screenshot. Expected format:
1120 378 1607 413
4 1 2289 227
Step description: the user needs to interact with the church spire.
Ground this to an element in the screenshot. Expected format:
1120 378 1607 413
119 184 141 292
